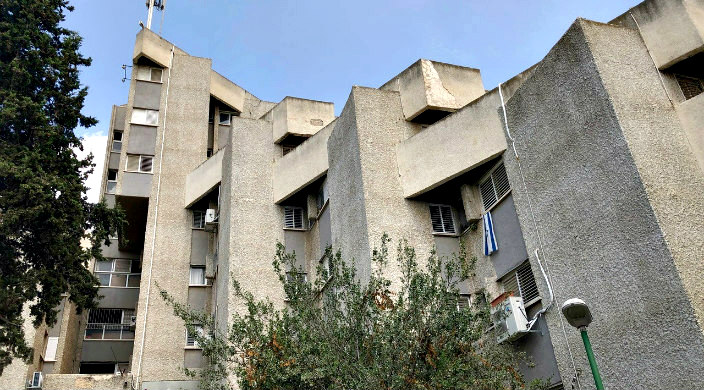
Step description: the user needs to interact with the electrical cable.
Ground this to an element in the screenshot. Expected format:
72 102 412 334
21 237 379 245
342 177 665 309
498 83 582 389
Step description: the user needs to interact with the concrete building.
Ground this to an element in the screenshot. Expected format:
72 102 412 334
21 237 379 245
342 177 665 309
2 0 704 389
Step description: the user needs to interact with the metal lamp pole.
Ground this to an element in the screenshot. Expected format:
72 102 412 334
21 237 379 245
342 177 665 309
562 298 605 390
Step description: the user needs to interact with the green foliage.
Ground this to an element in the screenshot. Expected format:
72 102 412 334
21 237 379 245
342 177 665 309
162 236 543 390
0 0 125 373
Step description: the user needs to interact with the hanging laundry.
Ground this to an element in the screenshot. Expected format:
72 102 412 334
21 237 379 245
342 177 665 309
483 211 498 256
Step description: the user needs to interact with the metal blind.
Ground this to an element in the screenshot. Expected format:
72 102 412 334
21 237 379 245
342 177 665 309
502 261 540 305
284 206 304 229
456 295 471 311
429 204 455 234
479 162 511 210
140 156 153 173
185 325 202 347
676 74 704 100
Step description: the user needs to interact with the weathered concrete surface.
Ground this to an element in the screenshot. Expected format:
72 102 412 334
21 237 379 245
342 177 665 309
126 125 157 156
587 19 704 330
133 54 211 385
184 149 223 207
504 19 704 390
397 89 507 197
380 59 485 121
272 96 335 143
120 172 153 198
225 117 285 315
132 28 187 67
611 0 704 69
273 121 333 203
43 373 133 390
674 91 704 173
210 70 246 113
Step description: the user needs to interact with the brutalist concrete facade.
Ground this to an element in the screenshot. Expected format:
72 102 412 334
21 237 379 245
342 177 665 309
3 0 704 389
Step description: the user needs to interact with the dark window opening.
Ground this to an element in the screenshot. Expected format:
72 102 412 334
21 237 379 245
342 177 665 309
675 74 704 100
79 362 119 374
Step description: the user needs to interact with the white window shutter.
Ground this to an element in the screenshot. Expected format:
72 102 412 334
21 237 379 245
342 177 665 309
429 204 455 234
44 337 59 361
480 162 511 211
284 207 304 229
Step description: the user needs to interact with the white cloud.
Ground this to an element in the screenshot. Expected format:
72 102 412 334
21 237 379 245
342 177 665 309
75 132 108 204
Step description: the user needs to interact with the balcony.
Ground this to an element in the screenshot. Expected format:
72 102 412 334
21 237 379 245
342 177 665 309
85 324 135 340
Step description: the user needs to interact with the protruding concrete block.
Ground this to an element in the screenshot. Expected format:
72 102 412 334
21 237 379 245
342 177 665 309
380 59 485 124
210 70 246 113
272 97 335 144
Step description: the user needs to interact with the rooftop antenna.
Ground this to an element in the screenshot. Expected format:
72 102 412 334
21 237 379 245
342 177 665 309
145 0 166 32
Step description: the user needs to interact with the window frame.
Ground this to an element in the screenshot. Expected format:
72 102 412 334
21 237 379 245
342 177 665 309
135 66 163 83
428 203 457 235
130 108 159 126
192 210 206 229
500 261 540 308
94 258 141 288
84 308 136 340
283 206 306 230
189 266 207 286
185 325 204 349
106 170 118 194
479 161 511 212
125 154 154 174
112 130 123 151
219 112 232 125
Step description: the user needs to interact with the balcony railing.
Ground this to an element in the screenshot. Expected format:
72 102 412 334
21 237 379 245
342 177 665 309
84 324 135 340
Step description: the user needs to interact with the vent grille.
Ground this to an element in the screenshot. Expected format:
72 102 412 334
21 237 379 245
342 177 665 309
480 162 511 211
676 74 704 100
429 204 455 234
284 206 304 229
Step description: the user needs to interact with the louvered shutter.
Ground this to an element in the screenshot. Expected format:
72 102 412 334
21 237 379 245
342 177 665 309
140 156 153 173
429 204 455 234
284 207 304 229
480 162 511 211
676 74 704 100
516 262 539 304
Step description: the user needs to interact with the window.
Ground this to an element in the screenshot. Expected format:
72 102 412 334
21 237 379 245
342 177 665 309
429 204 455 234
112 131 123 151
185 325 203 348
126 154 153 173
94 258 141 288
456 294 471 311
131 108 159 126
501 261 540 306
85 309 136 340
675 74 704 100
284 206 305 229
189 266 206 286
282 145 296 156
136 66 163 83
193 210 206 229
44 336 58 362
219 112 232 125
316 180 329 212
479 162 510 211
106 170 117 194
206 148 213 158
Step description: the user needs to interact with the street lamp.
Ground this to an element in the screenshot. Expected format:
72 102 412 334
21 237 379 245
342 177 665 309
561 298 604 390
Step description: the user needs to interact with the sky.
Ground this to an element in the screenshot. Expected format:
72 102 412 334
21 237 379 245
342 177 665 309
64 0 641 202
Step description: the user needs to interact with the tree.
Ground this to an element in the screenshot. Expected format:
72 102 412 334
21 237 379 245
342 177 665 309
0 0 124 373
161 235 548 390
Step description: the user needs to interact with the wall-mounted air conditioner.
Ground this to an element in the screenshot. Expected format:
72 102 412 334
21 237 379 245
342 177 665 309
491 295 529 343
204 209 218 231
28 371 43 389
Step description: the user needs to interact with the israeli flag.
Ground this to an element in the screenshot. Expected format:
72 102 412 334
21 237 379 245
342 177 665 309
483 211 498 256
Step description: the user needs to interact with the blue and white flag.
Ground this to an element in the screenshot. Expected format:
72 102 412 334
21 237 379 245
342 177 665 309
483 211 498 256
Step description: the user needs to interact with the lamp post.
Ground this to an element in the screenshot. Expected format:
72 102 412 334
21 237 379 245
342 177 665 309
561 298 604 390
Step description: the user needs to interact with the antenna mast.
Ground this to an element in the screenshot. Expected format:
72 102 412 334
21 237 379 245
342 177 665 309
145 0 166 31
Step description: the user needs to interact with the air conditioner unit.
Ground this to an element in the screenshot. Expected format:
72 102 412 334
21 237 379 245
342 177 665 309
204 209 218 231
491 295 529 343
28 371 43 389
130 315 137 327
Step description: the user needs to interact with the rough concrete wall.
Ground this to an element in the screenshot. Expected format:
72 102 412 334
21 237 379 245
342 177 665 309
54 301 79 374
347 87 435 285
585 20 704 330
327 91 372 280
43 373 134 390
503 19 704 389
0 305 39 390
674 92 704 173
226 117 285 312
133 54 211 384
396 90 507 197
214 144 232 333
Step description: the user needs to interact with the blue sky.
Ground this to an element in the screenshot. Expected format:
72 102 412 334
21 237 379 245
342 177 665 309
65 0 641 201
